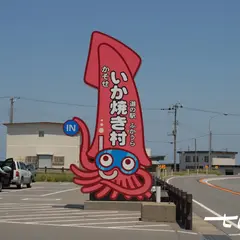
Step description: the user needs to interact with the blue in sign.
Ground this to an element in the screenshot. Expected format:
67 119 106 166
63 120 79 136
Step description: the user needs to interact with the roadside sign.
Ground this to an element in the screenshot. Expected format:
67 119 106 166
159 164 166 169
205 165 208 169
63 119 79 136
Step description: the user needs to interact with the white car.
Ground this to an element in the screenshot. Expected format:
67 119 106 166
1 158 32 189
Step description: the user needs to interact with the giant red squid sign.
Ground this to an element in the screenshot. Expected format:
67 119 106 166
63 31 153 200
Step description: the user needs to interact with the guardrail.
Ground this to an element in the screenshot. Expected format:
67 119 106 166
36 167 71 173
156 178 192 230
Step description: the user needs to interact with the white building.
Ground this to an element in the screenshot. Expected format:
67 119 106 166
4 122 152 169
4 122 80 169
178 150 238 170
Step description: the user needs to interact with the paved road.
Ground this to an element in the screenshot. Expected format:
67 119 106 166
208 177 240 192
167 175 240 239
0 182 204 240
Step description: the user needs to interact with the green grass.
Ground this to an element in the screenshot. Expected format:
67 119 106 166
160 169 222 179
35 168 222 182
35 172 74 182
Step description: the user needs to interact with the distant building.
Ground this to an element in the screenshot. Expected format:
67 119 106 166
147 155 168 172
178 150 238 171
3 122 80 169
3 122 152 170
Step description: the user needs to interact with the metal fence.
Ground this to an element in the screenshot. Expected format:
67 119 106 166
36 167 71 174
156 178 193 230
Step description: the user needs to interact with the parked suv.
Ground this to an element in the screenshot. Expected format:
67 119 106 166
0 158 32 189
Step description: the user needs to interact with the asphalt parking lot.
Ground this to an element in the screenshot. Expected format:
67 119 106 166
0 182 226 240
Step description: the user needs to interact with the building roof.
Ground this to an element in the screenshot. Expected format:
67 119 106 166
3 122 63 126
177 151 238 154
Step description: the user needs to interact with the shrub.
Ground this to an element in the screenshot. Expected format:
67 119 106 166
35 172 74 182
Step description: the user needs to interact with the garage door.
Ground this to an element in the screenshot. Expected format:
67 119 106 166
38 155 52 168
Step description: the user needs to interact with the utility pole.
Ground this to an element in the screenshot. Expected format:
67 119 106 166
194 138 197 170
209 131 212 170
161 102 183 172
208 113 228 170
9 97 19 123
173 106 177 172
10 97 14 123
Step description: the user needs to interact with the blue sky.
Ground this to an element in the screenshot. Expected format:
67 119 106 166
0 0 240 163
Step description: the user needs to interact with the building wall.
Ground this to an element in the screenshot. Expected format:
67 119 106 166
212 158 236 166
6 123 80 168
179 152 236 170
5 123 152 169
218 166 240 175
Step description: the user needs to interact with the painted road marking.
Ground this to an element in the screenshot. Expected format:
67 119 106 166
0 211 120 219
229 233 240 236
0 187 44 194
41 187 79 197
199 177 240 196
0 213 139 221
1 195 50 197
34 216 140 224
167 176 240 231
0 201 200 236
108 224 169 229
0 205 66 210
22 198 61 201
0 203 67 207
0 220 180 233
0 207 74 212
61 221 152 227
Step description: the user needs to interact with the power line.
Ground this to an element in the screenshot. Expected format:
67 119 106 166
0 96 11 99
10 96 165 111
2 96 240 116
177 134 208 143
146 134 208 143
213 133 240 136
183 107 240 117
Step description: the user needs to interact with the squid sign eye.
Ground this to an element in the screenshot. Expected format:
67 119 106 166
100 154 113 167
121 157 136 171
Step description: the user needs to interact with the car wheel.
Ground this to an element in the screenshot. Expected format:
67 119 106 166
27 178 32 188
0 181 2 192
17 178 24 189
31 176 35 183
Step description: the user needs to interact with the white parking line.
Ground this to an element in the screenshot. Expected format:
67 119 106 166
0 207 73 212
41 187 79 197
8 187 44 193
1 195 47 197
0 219 198 235
229 233 240 236
108 224 169 229
0 203 66 206
21 198 61 201
33 216 140 224
65 220 140 227
0 211 120 219
107 226 176 233
0 205 63 210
